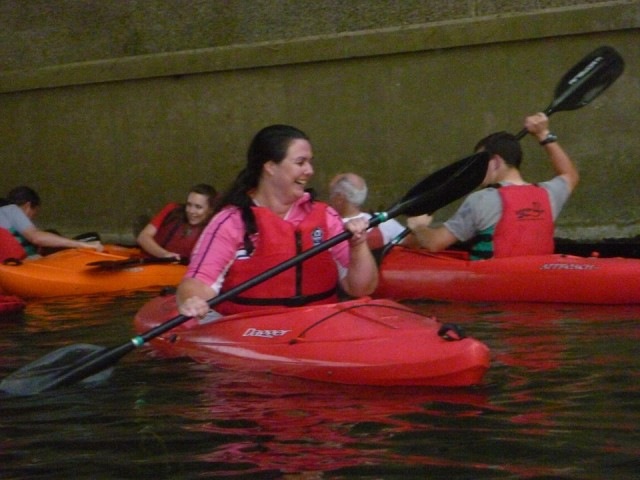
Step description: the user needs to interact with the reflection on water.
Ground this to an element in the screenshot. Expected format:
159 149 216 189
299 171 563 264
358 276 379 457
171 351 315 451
1 293 639 479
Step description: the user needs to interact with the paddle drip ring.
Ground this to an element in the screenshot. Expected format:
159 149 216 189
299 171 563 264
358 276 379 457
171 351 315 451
438 323 466 341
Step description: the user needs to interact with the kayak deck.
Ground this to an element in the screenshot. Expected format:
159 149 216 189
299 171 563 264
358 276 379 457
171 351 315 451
134 295 490 387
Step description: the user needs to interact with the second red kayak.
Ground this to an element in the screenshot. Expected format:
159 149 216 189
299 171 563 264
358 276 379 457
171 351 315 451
134 294 490 387
376 246 640 304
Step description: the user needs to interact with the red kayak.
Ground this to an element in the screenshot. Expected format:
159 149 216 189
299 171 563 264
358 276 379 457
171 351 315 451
134 294 490 387
0 294 26 316
376 247 640 304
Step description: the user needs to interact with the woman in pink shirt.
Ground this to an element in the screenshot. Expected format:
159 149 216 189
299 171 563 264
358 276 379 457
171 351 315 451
177 124 378 318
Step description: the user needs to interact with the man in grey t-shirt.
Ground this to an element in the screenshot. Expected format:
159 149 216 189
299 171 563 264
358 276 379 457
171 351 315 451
407 112 579 259
0 186 103 260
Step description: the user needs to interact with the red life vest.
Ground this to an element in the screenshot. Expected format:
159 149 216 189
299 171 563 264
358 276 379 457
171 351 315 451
0 227 27 262
153 206 205 260
492 184 555 257
216 202 339 315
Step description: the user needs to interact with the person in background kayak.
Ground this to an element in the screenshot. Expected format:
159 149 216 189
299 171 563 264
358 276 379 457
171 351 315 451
328 172 409 250
136 183 218 262
177 124 378 319
407 112 579 260
0 186 104 262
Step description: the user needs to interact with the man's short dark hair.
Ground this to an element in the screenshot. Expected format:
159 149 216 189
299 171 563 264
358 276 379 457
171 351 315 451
474 131 523 168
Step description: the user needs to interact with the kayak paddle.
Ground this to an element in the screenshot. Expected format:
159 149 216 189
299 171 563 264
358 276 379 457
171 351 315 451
382 44 625 256
87 256 186 270
0 151 490 396
514 45 624 140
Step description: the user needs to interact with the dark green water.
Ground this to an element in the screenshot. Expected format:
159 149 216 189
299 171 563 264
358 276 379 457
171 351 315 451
1 292 639 479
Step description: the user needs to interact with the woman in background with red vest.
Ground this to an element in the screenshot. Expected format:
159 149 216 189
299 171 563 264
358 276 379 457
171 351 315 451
136 183 218 262
176 124 378 319
406 112 579 260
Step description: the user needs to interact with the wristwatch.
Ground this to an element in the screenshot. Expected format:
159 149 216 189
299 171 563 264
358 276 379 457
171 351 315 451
540 133 558 145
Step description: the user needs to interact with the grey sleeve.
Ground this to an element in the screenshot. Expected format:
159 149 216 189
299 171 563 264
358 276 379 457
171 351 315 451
0 205 35 233
540 176 570 219
443 189 502 242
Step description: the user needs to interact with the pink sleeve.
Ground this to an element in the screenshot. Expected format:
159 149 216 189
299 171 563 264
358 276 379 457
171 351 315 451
149 203 179 228
326 206 350 269
186 208 245 291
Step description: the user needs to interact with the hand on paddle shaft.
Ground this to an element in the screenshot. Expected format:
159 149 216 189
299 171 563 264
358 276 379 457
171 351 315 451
383 45 625 257
0 151 491 396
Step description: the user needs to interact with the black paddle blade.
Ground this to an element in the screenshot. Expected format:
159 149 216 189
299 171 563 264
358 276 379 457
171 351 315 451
390 151 490 218
378 151 490 258
0 344 114 396
514 45 624 140
548 45 625 114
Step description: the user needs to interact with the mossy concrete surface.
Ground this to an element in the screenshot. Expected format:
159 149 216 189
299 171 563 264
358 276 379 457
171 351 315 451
0 1 638 242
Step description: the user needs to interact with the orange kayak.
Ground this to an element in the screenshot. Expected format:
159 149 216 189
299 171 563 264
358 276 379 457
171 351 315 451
134 294 490 387
376 246 640 304
0 245 187 299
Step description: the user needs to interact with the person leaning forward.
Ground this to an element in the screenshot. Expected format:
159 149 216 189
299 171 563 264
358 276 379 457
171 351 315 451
407 112 579 260
0 186 103 262
177 124 378 319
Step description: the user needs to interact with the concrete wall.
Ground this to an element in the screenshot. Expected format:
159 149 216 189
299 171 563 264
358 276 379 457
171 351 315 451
0 0 618 71
1 1 638 243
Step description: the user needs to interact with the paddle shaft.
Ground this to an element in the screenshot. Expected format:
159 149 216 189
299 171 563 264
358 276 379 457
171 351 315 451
514 98 573 140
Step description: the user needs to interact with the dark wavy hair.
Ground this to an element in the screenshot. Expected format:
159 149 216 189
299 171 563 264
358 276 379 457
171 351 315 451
216 125 310 251
474 131 523 168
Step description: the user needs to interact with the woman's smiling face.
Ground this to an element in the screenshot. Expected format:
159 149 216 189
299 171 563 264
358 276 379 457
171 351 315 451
268 138 314 202
185 192 214 226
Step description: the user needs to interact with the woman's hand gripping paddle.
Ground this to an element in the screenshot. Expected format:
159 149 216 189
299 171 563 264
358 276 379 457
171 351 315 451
383 45 625 255
0 151 490 397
